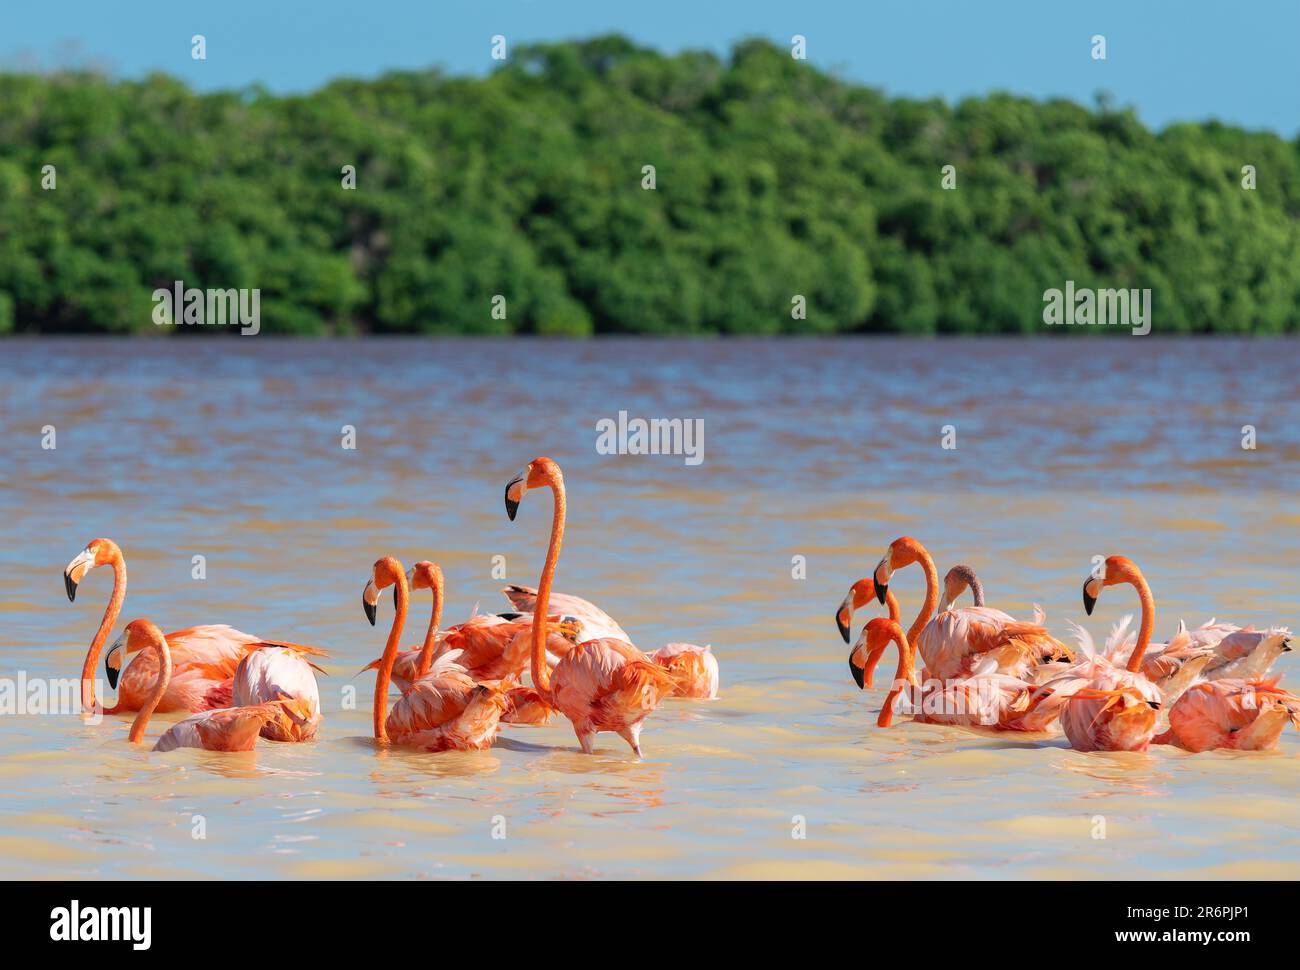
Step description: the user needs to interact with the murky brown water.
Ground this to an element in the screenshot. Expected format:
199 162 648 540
1 337 1298 879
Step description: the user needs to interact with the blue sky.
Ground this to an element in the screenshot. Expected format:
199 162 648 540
5 0 1297 134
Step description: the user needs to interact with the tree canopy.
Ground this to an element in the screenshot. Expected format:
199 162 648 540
1 35 1297 336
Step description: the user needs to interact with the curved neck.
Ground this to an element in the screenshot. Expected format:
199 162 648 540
1125 572 1155 673
530 477 565 697
968 576 984 607
373 571 409 741
878 628 913 729
906 547 939 648
415 574 444 679
128 636 171 743
884 589 900 623
81 558 126 713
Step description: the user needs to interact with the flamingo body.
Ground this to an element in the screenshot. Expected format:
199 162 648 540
1157 679 1300 752
550 638 675 755
650 643 719 699
152 703 289 752
502 584 631 643
232 646 324 741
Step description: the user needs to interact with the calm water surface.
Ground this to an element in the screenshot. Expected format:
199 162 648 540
1 337 1298 879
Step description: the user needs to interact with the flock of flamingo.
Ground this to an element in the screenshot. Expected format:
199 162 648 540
62 457 718 757
55 460 1298 760
838 537 1298 752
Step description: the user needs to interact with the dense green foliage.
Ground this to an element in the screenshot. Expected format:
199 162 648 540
1 35 1297 335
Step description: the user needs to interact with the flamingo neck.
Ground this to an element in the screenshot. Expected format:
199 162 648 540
878 628 913 728
81 558 126 713
128 635 171 743
530 477 565 698
1126 572 1155 673
884 589 900 623
373 570 409 742
416 574 444 679
906 546 939 647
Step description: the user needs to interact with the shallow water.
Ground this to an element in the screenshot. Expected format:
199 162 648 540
1 336 1298 879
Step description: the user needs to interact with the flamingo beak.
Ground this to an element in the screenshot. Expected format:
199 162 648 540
362 580 379 627
63 549 94 603
848 648 867 690
873 554 892 605
835 595 854 644
504 467 527 521
105 633 124 689
1283 640 1293 653
1147 700 1161 709
1082 577 1100 615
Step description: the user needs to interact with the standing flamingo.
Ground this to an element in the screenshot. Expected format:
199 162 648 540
108 619 308 752
1029 556 1164 751
363 556 509 751
504 458 674 757
871 539 1070 682
64 538 323 715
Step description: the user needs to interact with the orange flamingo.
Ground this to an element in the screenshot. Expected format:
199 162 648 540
1155 677 1300 751
871 539 1070 682
504 458 674 757
836 577 902 646
64 538 324 715
1029 556 1164 751
363 556 509 751
360 562 580 692
855 617 1041 730
109 619 309 752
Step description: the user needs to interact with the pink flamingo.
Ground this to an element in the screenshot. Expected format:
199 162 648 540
109 619 309 752
1029 556 1164 751
504 458 674 757
855 617 1042 731
232 645 325 742
64 538 324 714
501 584 631 643
871 539 1070 682
363 556 509 751
1156 677 1300 751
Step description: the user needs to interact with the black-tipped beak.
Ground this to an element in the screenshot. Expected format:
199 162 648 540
64 572 78 603
1082 579 1097 616
836 609 851 644
504 479 522 521
875 582 888 606
1147 700 1161 710
106 657 120 690
393 585 399 610
362 589 377 627
1284 640 1293 653
849 657 865 690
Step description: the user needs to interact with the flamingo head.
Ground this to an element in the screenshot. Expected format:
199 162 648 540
836 578 878 644
849 616 906 690
406 560 444 593
504 457 562 521
63 538 120 602
939 564 983 613
106 618 163 688
363 556 406 626
1082 555 1141 615
871 537 925 606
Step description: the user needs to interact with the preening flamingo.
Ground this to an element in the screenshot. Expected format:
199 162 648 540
855 617 1041 731
108 619 309 752
1155 676 1300 752
871 539 1070 682
504 458 674 757
502 584 718 698
1029 556 1164 751
363 556 509 751
64 538 323 715
501 584 631 643
360 562 581 692
232 646 325 742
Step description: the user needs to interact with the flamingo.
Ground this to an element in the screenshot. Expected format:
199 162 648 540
870 539 1071 682
836 576 900 643
359 562 581 692
63 538 325 715
1155 677 1300 752
363 556 509 751
108 619 309 752
501 584 631 643
854 617 1040 730
232 645 325 742
1028 556 1164 752
504 457 674 757
501 584 718 698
